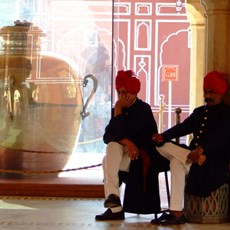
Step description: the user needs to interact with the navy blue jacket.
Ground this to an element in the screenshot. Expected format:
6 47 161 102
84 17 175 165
163 102 230 197
103 98 169 213
104 98 157 151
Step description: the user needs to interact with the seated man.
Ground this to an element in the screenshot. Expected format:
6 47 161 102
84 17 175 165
151 71 230 225
95 70 169 221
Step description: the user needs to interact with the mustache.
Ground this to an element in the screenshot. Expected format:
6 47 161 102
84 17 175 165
205 98 214 103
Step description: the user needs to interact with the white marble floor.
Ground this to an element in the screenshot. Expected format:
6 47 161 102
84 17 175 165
0 164 229 230
0 196 229 230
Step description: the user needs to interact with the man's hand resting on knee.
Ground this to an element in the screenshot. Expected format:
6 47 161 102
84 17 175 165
186 146 206 166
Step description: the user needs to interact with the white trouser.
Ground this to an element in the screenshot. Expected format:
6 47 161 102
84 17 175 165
103 142 131 198
157 142 192 211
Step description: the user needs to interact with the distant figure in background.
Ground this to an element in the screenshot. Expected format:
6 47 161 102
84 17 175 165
95 70 169 220
151 71 230 225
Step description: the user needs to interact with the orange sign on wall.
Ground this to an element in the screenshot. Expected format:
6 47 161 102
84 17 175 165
162 65 179 81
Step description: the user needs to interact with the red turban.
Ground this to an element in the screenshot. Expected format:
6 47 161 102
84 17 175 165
115 70 141 94
203 71 228 95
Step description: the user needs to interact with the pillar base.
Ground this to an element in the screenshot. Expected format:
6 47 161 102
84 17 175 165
184 183 229 223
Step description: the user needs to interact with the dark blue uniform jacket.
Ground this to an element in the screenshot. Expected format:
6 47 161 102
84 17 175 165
162 102 230 197
103 98 169 214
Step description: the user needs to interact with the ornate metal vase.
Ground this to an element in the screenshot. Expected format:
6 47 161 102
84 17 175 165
0 23 97 178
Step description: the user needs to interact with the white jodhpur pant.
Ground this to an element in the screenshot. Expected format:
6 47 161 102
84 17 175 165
156 142 192 211
103 141 131 198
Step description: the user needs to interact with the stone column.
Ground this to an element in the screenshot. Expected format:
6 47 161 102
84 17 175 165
186 0 206 110
201 0 230 104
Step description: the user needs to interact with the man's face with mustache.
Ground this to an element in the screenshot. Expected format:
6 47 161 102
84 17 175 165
204 89 223 107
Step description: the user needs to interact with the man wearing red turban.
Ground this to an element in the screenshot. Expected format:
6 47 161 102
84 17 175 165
151 70 230 225
115 70 141 94
95 70 169 220
203 70 228 95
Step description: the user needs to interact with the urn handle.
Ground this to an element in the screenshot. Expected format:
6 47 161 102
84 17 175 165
81 74 98 119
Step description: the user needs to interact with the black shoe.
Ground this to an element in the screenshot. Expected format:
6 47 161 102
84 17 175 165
151 212 170 224
151 213 186 225
95 208 125 221
104 194 121 208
